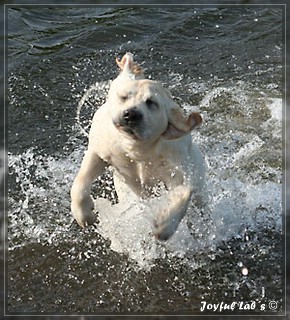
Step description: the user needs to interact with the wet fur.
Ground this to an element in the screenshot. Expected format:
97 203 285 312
71 53 206 240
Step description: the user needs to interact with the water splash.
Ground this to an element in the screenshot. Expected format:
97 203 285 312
261 98 282 139
8 80 282 271
8 148 81 248
76 80 110 137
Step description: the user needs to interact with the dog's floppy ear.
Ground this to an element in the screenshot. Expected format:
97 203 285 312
116 52 143 78
163 105 202 140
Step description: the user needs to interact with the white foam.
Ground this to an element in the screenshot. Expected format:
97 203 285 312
232 135 264 164
93 174 281 269
8 146 282 270
210 178 282 242
8 148 82 247
261 98 282 139
268 98 282 122
95 197 164 269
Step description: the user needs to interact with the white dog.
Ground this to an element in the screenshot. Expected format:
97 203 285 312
71 53 206 240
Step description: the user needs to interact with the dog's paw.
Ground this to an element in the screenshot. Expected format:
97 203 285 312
152 189 190 241
153 207 181 241
153 217 180 241
71 196 97 228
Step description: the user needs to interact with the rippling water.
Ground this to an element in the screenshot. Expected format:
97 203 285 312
6 5 285 316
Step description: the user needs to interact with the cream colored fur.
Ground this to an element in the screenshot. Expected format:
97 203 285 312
71 53 206 240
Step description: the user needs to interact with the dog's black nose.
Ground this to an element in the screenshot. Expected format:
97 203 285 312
122 107 143 125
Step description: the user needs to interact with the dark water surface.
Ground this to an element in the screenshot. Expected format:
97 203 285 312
6 5 285 317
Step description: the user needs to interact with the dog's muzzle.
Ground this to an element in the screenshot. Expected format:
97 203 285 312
114 107 144 137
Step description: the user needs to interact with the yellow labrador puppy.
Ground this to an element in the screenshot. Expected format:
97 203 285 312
71 53 206 240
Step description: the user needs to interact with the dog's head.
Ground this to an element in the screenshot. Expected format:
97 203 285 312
107 53 202 142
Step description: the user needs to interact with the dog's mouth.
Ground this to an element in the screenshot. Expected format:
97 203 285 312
114 121 144 140
115 122 136 136
113 108 147 140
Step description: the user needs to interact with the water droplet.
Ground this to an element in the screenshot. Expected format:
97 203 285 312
242 267 248 276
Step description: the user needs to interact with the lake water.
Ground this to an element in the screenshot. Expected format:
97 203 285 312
6 5 286 316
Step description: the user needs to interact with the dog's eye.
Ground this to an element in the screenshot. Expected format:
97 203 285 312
146 99 158 110
119 94 128 102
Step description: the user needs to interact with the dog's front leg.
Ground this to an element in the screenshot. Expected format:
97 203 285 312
71 150 107 228
153 185 192 240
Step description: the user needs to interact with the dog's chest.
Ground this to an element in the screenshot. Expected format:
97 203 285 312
110 152 172 189
115 155 159 180
111 153 185 199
